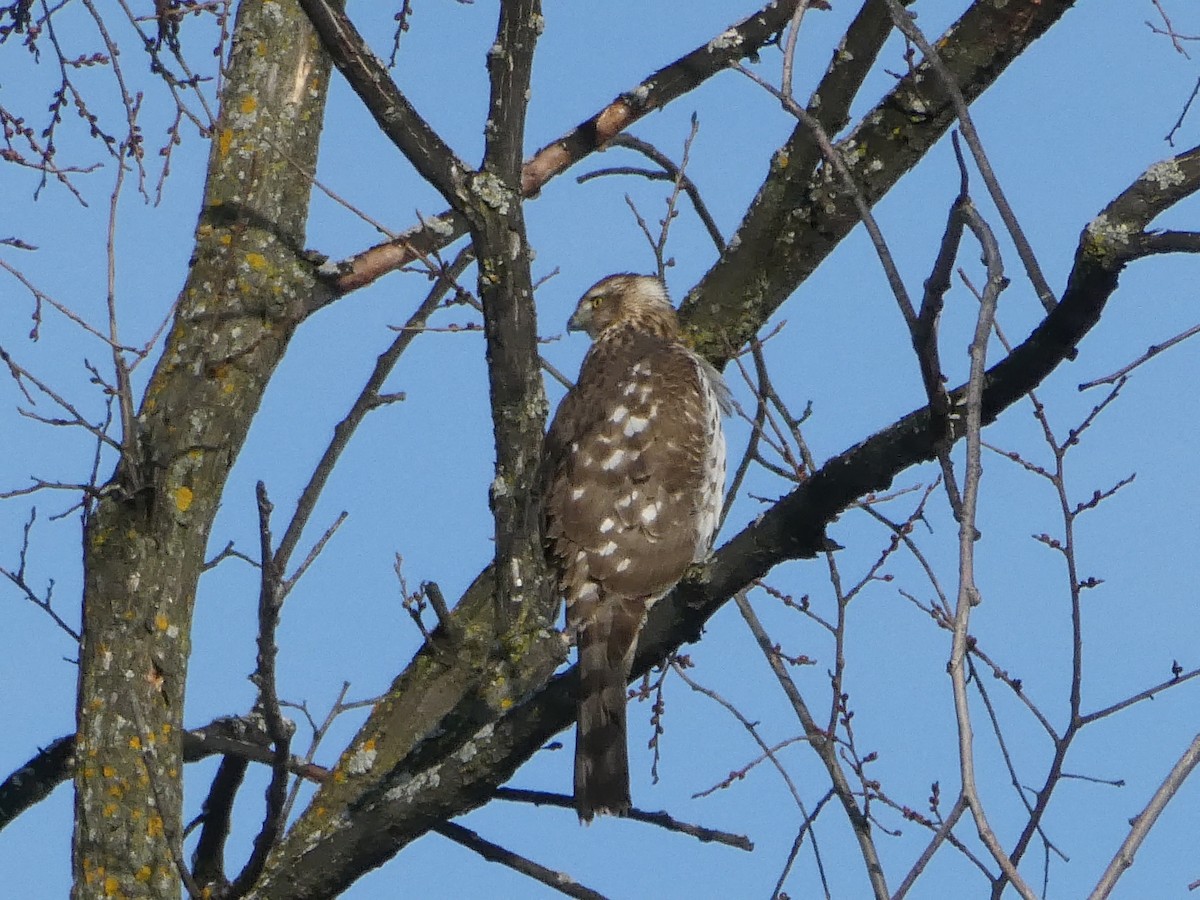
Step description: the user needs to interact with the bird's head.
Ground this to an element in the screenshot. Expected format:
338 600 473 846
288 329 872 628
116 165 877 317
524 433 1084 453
567 274 681 340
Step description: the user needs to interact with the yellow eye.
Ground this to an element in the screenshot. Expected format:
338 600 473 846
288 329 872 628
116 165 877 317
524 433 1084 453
590 295 605 309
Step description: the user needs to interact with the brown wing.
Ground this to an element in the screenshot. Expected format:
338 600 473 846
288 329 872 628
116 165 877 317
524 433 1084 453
544 329 715 601
544 326 725 820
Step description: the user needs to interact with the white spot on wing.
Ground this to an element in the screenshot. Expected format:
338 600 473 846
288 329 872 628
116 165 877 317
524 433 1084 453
624 415 649 436
570 487 586 501
597 540 618 556
616 558 631 573
601 449 626 471
599 517 615 533
610 405 629 423
640 504 659 524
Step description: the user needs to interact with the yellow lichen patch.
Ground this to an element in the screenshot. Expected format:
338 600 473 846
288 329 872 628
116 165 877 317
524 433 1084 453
155 613 170 632
364 738 376 751
102 765 116 777
103 802 118 817
161 723 173 736
89 698 103 711
135 866 152 884
223 379 236 395
148 814 164 839
245 251 269 270
103 875 122 897
173 486 194 512
334 770 347 783
129 736 142 751
219 233 232 246
218 128 233 158
499 697 514 710
107 783 125 798
240 95 257 114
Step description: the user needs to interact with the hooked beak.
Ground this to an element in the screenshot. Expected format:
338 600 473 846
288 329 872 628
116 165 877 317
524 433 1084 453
566 304 590 334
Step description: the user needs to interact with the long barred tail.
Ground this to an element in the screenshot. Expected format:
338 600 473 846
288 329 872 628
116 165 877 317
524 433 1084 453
574 597 643 822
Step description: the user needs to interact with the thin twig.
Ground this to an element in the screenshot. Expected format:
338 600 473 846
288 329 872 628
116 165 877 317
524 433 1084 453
272 251 472 573
493 788 752 850
735 592 888 900
433 821 609 900
1078 322 1200 390
881 0 1056 312
941 179 1034 896
734 63 918 331
225 484 294 898
1089 733 1200 899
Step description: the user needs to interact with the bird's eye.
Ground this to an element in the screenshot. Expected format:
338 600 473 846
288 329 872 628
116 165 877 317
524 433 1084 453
590 295 605 309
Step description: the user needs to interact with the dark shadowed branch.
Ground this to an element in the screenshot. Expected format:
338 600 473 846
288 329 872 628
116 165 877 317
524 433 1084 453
432 821 609 900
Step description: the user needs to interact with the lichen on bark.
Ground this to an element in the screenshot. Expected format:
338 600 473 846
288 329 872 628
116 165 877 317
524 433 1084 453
71 2 335 895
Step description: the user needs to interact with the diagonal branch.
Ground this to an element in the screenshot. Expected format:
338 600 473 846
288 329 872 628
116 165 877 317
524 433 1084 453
432 821 608 900
1090 733 1200 899
882 0 1057 312
296 0 471 211
321 0 807 297
682 0 1077 363
246 145 1200 899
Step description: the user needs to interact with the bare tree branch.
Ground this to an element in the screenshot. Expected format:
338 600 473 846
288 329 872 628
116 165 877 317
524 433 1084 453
1090 733 1200 899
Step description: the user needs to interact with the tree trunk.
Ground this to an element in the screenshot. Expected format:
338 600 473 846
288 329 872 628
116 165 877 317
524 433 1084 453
71 2 334 894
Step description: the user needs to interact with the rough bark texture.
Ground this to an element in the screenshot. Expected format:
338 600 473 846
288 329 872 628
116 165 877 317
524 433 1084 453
242 1 1096 895
71 1 333 895
10 0 1186 896
680 0 1080 361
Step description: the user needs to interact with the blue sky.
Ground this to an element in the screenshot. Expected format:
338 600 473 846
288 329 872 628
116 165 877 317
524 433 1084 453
2 1 1200 897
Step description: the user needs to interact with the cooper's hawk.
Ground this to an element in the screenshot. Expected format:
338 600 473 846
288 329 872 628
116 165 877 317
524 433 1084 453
543 274 729 821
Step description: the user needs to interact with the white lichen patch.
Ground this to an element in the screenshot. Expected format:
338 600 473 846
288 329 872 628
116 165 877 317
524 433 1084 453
428 215 457 238
708 28 743 52
455 723 495 764
383 767 441 803
491 475 510 499
1086 212 1135 249
344 743 378 776
1144 159 1186 190
472 172 512 214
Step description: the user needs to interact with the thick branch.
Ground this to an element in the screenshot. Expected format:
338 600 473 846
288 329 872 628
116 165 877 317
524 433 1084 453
681 0 1077 362
473 0 550 629
246 144 1200 900
324 0 806 296
296 0 471 210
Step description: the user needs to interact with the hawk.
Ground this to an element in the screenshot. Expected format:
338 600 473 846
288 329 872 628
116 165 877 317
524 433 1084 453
543 273 729 821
